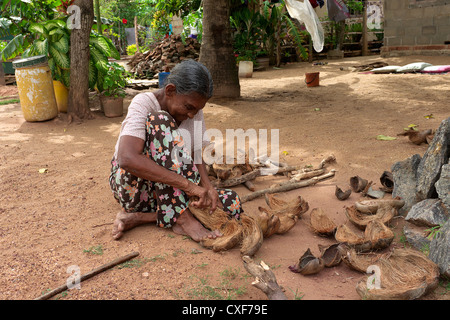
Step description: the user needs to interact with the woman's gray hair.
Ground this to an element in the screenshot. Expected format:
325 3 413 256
164 59 213 98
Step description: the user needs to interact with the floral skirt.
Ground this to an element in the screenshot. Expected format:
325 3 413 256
109 110 243 228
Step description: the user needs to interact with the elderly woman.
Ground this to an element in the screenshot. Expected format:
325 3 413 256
109 60 243 241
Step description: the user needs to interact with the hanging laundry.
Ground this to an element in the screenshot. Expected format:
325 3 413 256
317 0 325 8
309 0 319 8
327 0 350 22
285 0 324 52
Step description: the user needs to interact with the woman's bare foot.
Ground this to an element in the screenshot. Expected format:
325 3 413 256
172 209 222 242
112 209 157 240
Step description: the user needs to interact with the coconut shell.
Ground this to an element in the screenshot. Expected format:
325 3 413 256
335 185 351 200
289 248 324 275
350 176 368 193
355 248 440 300
380 171 394 192
318 243 342 267
345 204 397 230
364 219 394 250
310 208 337 236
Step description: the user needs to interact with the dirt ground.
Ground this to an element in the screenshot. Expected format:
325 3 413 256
0 54 449 301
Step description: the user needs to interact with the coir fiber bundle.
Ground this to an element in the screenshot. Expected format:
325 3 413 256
355 248 440 300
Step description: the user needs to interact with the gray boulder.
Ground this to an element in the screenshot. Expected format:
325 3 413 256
429 219 450 279
435 163 450 211
391 154 422 215
405 198 449 227
416 117 450 201
403 222 431 252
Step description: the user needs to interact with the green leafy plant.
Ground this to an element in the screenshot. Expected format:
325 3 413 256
98 62 129 98
126 44 137 56
88 31 121 91
2 19 71 87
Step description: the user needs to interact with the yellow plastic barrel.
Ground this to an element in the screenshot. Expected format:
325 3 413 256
53 80 68 113
13 55 58 122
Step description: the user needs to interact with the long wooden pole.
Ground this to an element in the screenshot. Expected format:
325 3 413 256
35 252 140 300
362 0 368 56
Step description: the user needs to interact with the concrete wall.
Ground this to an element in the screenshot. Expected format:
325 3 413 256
382 0 450 56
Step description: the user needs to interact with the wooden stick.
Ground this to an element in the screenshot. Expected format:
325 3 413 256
212 169 261 188
35 252 140 300
241 170 335 203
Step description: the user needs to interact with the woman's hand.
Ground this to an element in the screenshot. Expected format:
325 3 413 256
185 183 221 214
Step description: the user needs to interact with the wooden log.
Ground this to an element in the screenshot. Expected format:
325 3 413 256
34 252 140 300
241 170 336 203
242 256 287 300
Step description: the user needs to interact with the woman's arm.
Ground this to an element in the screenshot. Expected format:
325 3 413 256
117 135 211 208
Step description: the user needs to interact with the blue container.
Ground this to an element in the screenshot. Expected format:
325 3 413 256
158 72 170 88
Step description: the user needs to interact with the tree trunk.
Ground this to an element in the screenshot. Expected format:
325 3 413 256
68 0 94 121
199 0 240 98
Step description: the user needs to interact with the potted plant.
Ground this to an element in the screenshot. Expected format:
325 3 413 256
98 61 129 117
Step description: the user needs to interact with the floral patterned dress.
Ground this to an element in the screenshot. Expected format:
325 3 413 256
109 110 243 228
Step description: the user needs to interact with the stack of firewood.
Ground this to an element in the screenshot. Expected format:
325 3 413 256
127 34 201 79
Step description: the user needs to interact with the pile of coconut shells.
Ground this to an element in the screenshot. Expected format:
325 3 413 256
288 171 442 300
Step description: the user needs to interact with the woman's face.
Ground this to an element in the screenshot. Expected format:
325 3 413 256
164 84 208 124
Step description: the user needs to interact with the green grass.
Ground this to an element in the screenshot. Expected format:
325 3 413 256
0 98 19 105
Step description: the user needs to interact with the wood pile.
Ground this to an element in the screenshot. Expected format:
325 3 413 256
127 34 201 79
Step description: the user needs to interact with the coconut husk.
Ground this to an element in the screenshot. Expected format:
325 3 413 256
255 207 281 237
189 204 263 256
239 214 264 256
289 248 324 275
337 245 382 273
265 193 309 218
262 193 309 234
190 205 243 252
355 197 405 214
345 204 397 230
364 219 394 250
335 185 351 200
318 243 342 267
350 176 368 192
310 207 337 236
355 248 440 300
335 224 372 252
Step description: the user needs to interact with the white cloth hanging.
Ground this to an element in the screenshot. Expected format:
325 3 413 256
284 0 324 52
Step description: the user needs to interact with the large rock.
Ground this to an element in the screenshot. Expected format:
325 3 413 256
416 117 450 201
403 222 431 252
435 163 450 211
429 219 450 279
405 198 449 227
392 154 422 215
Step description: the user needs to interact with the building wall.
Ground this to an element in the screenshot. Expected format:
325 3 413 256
382 0 450 56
